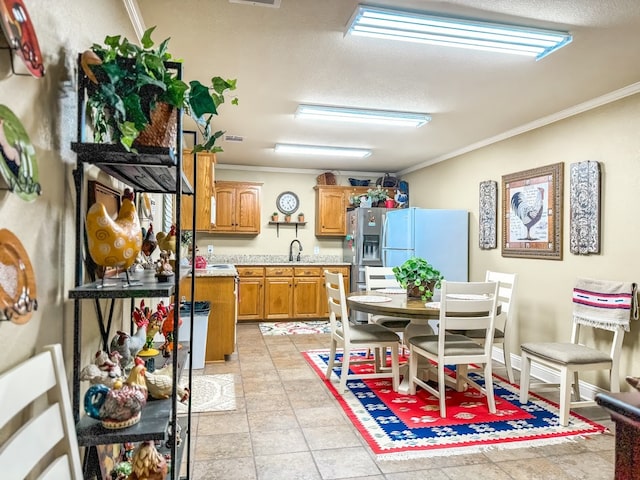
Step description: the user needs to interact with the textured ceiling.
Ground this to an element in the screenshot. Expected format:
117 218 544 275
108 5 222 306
136 0 640 174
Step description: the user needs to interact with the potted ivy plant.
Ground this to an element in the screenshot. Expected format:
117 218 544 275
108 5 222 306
81 26 238 152
271 212 279 222
392 257 444 301
367 186 389 207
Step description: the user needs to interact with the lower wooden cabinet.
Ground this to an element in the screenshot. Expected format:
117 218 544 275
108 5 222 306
237 264 350 321
237 267 264 321
180 276 236 361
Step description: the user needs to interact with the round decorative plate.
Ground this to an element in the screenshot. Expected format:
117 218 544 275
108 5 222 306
0 228 37 324
349 295 392 303
0 104 41 201
0 0 45 77
374 288 406 294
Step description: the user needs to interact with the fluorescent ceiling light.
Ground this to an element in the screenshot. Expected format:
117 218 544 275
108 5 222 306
275 143 371 158
346 5 572 60
296 104 431 127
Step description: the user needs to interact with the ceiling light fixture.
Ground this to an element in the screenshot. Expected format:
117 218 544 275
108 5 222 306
346 5 572 60
274 143 372 158
296 104 431 127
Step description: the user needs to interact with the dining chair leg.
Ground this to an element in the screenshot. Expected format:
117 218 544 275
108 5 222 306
326 339 337 380
408 346 418 395
437 363 447 418
559 367 572 426
390 345 399 392
456 364 468 392
503 342 515 384
484 362 496 413
572 371 581 401
519 351 531 404
339 348 351 393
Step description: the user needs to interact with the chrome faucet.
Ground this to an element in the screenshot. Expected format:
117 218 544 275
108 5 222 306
289 239 303 262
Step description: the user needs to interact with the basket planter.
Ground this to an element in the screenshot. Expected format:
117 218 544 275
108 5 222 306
134 103 177 148
407 281 436 299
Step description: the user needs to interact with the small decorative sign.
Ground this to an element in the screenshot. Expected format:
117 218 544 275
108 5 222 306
479 180 497 250
569 161 601 254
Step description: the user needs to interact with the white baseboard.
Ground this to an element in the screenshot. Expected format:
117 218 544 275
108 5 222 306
491 347 607 401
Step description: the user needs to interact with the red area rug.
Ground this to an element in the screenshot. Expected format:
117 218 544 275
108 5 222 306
303 349 607 460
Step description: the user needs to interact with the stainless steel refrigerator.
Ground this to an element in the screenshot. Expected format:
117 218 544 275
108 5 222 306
381 207 469 282
342 207 391 323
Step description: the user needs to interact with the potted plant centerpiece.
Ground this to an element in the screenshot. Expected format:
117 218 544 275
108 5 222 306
392 257 444 301
81 26 238 152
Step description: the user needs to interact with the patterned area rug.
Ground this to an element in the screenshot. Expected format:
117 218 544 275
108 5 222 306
259 320 333 335
303 349 607 460
177 374 236 413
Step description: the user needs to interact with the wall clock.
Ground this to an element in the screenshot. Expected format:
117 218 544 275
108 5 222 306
276 191 299 215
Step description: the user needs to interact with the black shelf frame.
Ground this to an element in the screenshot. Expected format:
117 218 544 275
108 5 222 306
71 55 195 480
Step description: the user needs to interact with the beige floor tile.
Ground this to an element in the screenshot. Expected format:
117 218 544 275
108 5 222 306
194 432 252 461
312 446 382 479
251 428 309 456
196 411 249 435
441 463 513 479
294 405 351 428
254 451 321 480
302 424 363 450
192 457 257 480
247 409 297 432
496 457 574 479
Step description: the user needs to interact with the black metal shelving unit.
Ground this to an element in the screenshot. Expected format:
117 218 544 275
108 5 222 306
70 55 195 479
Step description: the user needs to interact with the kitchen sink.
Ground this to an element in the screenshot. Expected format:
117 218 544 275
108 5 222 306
206 264 235 269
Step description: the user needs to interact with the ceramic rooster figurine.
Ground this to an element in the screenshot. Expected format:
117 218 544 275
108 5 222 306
86 188 142 281
84 358 148 429
144 364 190 401
79 350 124 388
128 440 168 480
110 308 149 370
155 224 176 254
160 303 182 356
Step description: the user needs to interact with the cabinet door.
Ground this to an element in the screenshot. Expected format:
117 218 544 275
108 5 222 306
181 151 216 231
264 277 293 319
238 277 264 321
293 277 321 318
235 185 261 234
316 188 346 236
212 185 236 232
320 267 350 317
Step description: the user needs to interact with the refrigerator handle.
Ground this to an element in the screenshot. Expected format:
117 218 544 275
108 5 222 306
381 214 389 266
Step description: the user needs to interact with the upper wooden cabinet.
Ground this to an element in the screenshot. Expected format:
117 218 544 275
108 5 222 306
181 150 216 231
314 185 397 236
212 181 262 234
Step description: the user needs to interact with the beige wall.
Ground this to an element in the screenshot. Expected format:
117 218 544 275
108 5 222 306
0 0 136 372
404 94 640 388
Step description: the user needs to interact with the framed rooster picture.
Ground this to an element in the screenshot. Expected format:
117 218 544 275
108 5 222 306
502 162 563 260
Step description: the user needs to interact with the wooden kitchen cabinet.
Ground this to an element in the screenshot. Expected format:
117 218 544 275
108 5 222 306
212 181 262 234
293 266 323 318
237 266 264 321
180 276 237 362
181 150 216 231
264 266 293 319
320 266 351 317
315 186 398 236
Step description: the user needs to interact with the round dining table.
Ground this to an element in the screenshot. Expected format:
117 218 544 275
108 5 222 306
346 290 501 393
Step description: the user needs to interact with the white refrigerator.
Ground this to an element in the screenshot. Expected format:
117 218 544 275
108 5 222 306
381 207 469 281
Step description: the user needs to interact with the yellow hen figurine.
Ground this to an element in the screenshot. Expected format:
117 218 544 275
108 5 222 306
86 188 142 277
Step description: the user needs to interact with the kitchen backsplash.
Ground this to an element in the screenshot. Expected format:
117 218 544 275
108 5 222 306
203 254 344 265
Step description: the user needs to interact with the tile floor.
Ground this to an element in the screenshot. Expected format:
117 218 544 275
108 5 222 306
185 323 616 479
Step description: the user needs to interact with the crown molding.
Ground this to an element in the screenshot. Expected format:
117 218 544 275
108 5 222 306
400 81 640 175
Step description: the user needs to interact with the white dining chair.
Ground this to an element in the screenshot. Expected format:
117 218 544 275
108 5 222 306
457 271 518 383
408 280 499 417
519 277 633 426
0 344 83 479
324 270 401 393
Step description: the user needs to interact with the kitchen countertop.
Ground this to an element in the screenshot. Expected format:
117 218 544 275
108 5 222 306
191 255 351 277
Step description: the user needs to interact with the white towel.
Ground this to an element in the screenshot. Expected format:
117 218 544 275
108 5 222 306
573 277 638 332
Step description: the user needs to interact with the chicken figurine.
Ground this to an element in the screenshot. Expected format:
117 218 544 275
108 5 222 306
86 188 142 284
79 350 124 389
144 364 190 401
110 309 149 370
128 440 168 480
84 358 148 429
155 224 176 254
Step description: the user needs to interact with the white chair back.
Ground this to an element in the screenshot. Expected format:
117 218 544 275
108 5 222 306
325 270 349 342
0 344 83 479
365 266 401 290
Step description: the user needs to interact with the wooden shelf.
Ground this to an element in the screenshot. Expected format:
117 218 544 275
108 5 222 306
71 142 193 195
268 221 306 237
